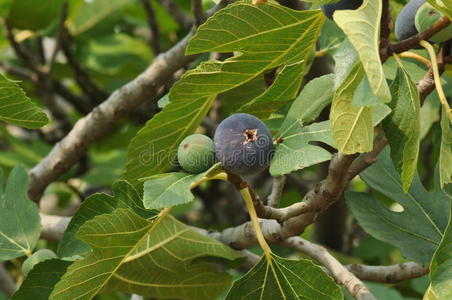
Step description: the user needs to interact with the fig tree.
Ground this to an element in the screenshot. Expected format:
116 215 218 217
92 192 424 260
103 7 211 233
214 113 273 175
177 134 215 173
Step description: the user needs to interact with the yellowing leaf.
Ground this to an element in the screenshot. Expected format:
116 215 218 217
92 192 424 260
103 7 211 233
334 0 391 102
330 62 373 154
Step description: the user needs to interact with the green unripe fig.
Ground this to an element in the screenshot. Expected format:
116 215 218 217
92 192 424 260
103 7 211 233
177 134 215 173
22 249 57 277
415 3 452 42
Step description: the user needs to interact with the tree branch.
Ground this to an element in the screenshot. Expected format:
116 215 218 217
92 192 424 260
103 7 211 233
345 262 428 283
192 0 206 26
388 16 451 58
27 1 234 202
28 32 198 202
284 237 375 300
60 26 109 105
40 213 71 240
267 175 286 208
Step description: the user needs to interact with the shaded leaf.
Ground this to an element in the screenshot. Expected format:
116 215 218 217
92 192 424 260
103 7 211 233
51 209 241 300
0 74 48 129
0 165 41 260
382 57 420 192
219 75 266 113
226 253 342 300
330 62 373 154
125 3 324 185
69 0 133 34
346 148 451 264
238 62 305 119
57 180 156 258
8 0 64 30
80 33 153 75
426 200 452 300
334 0 391 101
12 259 72 300
439 106 452 188
352 75 386 106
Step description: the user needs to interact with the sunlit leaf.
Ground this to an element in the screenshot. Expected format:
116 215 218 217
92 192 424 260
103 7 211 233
226 253 342 300
334 0 391 101
330 62 373 154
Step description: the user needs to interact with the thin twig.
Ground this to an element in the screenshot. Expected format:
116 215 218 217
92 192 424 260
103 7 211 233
140 0 162 54
155 0 194 29
60 26 109 104
345 262 428 283
47 1 68 74
388 16 451 58
192 0 206 26
267 175 286 208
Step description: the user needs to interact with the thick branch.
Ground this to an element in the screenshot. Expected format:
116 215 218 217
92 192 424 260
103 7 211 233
284 237 375 300
27 1 233 202
346 262 428 283
40 213 71 240
28 33 198 202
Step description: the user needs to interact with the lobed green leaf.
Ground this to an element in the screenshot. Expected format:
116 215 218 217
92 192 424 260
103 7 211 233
347 148 451 264
51 208 241 300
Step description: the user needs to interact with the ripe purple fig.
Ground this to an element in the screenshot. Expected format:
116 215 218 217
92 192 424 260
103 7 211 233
214 113 274 175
